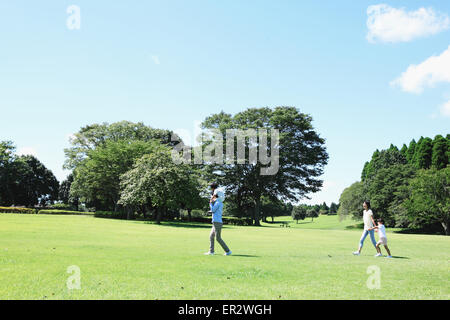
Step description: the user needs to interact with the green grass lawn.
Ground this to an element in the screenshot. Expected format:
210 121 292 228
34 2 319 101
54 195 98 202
0 213 449 300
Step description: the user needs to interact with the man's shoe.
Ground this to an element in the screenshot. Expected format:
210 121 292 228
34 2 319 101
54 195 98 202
224 251 232 256
374 253 382 257
352 251 360 256
204 252 214 255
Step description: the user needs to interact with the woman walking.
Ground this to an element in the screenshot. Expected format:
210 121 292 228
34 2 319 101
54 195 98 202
353 201 377 256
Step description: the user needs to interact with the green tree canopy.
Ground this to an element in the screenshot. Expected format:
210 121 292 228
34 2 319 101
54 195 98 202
432 135 448 170
0 142 59 207
337 181 365 221
404 167 450 235
365 164 415 226
119 144 204 224
292 206 307 223
415 137 433 169
70 139 160 211
64 121 175 170
201 106 328 225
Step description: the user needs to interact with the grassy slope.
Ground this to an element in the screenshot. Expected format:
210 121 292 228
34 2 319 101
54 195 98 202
0 214 448 300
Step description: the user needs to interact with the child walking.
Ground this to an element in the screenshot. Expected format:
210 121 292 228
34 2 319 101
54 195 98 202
369 219 392 258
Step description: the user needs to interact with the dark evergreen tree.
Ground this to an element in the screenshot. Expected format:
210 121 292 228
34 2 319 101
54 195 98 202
431 135 448 170
406 139 417 164
415 137 433 169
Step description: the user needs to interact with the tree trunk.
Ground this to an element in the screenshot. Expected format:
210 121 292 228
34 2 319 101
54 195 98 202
187 209 192 222
442 221 449 235
126 206 134 220
254 197 261 226
156 207 163 224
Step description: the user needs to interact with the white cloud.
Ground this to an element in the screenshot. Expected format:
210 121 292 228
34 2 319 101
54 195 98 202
17 147 38 157
390 45 450 93
367 4 450 43
440 100 450 117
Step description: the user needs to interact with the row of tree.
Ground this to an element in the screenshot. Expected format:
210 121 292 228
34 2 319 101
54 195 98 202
291 202 339 223
0 141 59 207
338 135 449 235
56 107 328 225
1 107 330 225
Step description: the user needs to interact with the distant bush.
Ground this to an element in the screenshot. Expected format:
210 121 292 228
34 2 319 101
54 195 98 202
183 216 210 223
94 211 126 219
37 209 92 215
223 217 253 226
49 203 78 211
190 209 207 218
0 207 37 214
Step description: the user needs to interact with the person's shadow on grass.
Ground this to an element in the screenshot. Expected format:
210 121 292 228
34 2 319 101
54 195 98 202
229 254 259 258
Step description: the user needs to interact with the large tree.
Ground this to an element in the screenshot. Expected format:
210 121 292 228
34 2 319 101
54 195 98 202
119 144 204 224
14 155 59 207
404 167 450 235
365 164 416 226
64 121 175 170
337 181 365 221
0 142 59 207
70 139 159 211
200 107 328 225
0 141 16 205
65 121 177 211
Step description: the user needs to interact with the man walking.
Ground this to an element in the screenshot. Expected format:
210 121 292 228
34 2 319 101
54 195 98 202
205 193 232 256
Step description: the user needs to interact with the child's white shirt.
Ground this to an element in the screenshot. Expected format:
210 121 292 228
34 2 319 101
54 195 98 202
378 224 387 238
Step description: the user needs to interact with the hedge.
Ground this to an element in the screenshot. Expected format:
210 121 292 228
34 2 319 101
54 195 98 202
186 216 253 226
94 211 126 219
37 209 93 215
224 217 254 226
49 203 78 211
0 206 254 225
0 207 37 214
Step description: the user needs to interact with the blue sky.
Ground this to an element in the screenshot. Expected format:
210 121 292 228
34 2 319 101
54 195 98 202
1 1 449 205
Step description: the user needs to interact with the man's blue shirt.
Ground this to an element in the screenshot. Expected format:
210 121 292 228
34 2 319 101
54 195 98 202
210 200 223 223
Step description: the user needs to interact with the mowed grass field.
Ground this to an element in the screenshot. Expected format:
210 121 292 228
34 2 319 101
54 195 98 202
0 213 449 300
